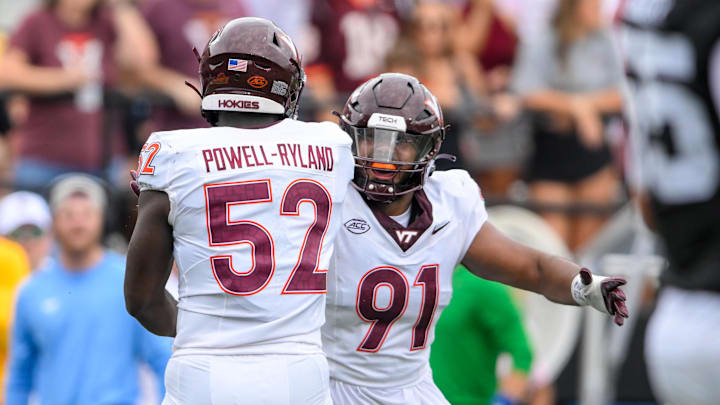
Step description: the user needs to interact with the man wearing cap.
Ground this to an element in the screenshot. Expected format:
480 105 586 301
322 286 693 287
0 191 48 398
0 191 52 271
4 174 172 405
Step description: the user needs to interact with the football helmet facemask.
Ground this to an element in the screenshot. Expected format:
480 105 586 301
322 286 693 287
337 73 445 203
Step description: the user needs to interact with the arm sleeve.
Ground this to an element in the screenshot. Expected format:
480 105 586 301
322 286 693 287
5 288 37 405
474 280 533 372
136 132 175 193
324 123 355 192
134 323 173 399
457 170 489 258
8 14 38 60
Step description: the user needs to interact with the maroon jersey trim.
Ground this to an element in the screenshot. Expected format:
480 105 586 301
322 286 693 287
368 190 433 252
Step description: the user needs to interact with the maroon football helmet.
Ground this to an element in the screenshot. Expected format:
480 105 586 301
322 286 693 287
196 17 305 124
337 73 445 202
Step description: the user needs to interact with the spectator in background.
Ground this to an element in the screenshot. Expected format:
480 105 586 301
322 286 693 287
0 95 11 193
453 0 530 198
0 0 155 191
0 238 30 398
303 0 402 120
620 1 720 403
459 0 517 93
4 174 171 405
242 0 309 40
405 1 484 171
0 31 17 194
492 0 621 43
409 2 484 113
0 191 52 271
430 266 533 405
138 0 247 132
511 0 623 251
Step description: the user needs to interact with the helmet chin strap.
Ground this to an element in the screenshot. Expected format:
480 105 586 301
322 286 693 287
426 153 456 178
434 153 457 162
185 81 202 98
187 46 203 98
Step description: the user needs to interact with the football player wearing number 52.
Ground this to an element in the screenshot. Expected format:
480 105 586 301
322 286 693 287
124 18 354 405
321 73 629 404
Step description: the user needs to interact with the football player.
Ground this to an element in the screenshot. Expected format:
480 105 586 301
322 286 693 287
124 18 353 405
322 73 628 404
620 1 720 404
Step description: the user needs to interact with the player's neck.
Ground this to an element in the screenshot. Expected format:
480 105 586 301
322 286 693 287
215 112 285 128
376 192 414 217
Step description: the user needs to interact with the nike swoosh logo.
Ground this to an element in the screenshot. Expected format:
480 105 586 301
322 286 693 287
208 61 223 70
432 221 450 235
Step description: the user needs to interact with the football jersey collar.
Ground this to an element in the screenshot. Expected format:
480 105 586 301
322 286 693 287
368 190 433 252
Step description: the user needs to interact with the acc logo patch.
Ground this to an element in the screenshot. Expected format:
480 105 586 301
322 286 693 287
344 218 370 234
247 75 268 88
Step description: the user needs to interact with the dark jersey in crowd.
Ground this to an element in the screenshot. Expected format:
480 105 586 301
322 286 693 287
9 7 117 170
142 0 246 131
307 0 401 94
621 0 720 292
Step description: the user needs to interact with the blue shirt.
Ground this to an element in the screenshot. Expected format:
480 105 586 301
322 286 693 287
5 251 172 405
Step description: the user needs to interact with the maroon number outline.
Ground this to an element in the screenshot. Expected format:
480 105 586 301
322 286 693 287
355 264 441 353
205 180 276 296
280 179 332 294
410 264 439 351
204 179 332 296
355 266 410 353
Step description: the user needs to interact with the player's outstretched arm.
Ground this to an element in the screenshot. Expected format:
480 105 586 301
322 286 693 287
124 190 177 337
461 222 629 326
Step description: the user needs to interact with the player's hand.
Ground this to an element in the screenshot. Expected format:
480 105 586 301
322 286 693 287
571 268 629 326
130 169 140 197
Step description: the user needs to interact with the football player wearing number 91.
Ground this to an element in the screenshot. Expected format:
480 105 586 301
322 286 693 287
322 73 629 404
124 18 355 405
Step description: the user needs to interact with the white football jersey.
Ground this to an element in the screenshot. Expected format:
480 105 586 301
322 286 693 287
137 119 354 357
323 170 488 388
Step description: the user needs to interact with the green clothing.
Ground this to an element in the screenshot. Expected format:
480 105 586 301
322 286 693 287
430 267 533 405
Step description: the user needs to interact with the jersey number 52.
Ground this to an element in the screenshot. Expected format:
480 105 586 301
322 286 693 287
204 179 331 296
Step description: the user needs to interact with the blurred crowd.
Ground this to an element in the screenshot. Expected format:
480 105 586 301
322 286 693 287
0 0 632 403
0 0 627 253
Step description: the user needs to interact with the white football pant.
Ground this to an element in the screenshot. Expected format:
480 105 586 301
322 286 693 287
645 286 720 405
329 370 449 405
162 353 332 405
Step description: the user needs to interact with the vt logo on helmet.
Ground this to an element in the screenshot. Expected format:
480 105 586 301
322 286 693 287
193 17 305 125
337 73 446 202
